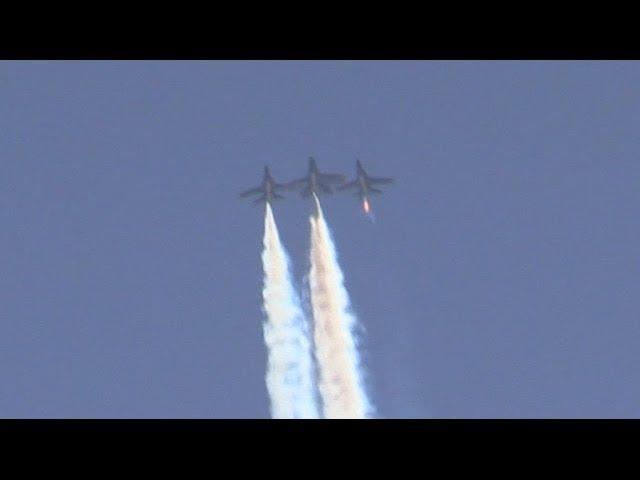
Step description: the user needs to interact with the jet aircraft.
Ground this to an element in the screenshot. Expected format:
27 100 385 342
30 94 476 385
337 160 393 214
240 166 287 204
286 157 346 197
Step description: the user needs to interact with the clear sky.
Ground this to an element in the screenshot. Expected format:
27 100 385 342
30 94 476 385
0 61 638 418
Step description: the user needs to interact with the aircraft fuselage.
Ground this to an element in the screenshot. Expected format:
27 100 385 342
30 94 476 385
358 174 368 198
310 171 319 193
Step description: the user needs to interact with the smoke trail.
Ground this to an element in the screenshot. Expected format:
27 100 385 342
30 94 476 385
308 194 373 418
262 203 319 419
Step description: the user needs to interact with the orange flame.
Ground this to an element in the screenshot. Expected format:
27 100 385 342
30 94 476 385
363 198 370 214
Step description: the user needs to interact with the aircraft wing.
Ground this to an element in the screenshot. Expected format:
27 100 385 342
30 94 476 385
284 177 309 190
368 176 394 185
336 180 358 191
319 173 346 184
239 186 263 197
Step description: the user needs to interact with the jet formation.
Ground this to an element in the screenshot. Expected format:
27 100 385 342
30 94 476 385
241 157 394 215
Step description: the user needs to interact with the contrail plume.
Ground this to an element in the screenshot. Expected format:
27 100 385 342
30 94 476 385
262 203 319 419
308 194 373 418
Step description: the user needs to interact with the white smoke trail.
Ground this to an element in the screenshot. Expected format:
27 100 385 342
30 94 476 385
262 203 319 419
308 194 373 418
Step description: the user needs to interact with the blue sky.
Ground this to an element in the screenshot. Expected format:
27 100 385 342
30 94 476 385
0 61 638 417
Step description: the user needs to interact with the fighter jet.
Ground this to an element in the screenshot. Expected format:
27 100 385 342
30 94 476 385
240 166 287 204
337 160 394 215
286 157 346 197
